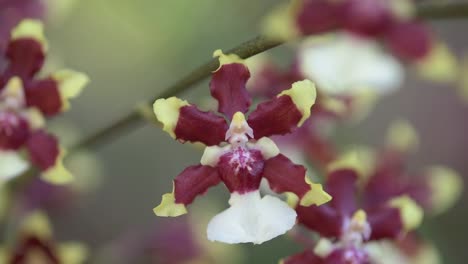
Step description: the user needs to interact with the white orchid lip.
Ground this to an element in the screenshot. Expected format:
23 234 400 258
299 32 404 96
207 190 296 244
0 150 29 181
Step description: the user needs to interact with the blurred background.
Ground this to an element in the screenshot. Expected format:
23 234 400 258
12 0 468 263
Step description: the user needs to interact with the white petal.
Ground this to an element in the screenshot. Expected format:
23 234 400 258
207 190 296 244
0 151 29 181
299 32 404 95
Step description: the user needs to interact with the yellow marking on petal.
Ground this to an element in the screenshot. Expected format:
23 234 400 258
417 42 458 83
389 0 415 20
261 2 300 41
353 145 377 183
2 77 24 99
352 209 367 225
153 97 189 138
24 108 45 130
200 145 226 167
11 19 48 51
213 49 244 72
300 177 332 207
314 238 334 258
278 80 317 126
389 195 423 231
41 147 73 185
386 119 419 153
284 192 299 208
58 242 88 264
0 247 7 264
327 151 365 178
52 70 89 112
426 166 462 215
232 112 246 128
319 95 348 116
153 190 187 217
22 211 53 239
412 243 441 264
253 137 279 159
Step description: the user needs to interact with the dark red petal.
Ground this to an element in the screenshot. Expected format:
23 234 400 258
0 111 30 150
367 207 404 240
25 78 62 116
218 148 264 194
248 95 302 139
174 105 228 146
326 169 358 216
283 250 324 264
262 154 310 198
10 236 60 264
248 62 303 99
342 0 392 37
4 38 44 81
296 0 345 35
26 130 59 171
385 22 432 61
173 165 221 205
297 205 342 238
210 63 251 119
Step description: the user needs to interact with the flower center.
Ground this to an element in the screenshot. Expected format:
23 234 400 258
341 210 371 247
0 77 26 112
225 112 253 148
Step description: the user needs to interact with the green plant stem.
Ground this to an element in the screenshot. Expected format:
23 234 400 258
70 1 468 153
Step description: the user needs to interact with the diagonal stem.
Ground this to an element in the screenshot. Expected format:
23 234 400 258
70 1 468 152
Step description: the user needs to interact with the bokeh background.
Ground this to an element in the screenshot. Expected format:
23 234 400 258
31 0 468 263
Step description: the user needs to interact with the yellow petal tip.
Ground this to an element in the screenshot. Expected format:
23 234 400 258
153 97 189 138
278 79 317 127
11 19 47 50
389 195 423 231
213 49 244 72
153 192 187 217
41 148 74 185
300 178 332 207
427 166 463 215
386 119 419 153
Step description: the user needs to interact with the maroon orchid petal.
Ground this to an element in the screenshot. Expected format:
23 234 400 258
4 38 44 81
154 97 228 146
326 169 359 216
210 61 251 119
0 111 30 150
283 250 324 264
296 0 344 35
385 21 433 61
362 173 401 210
26 130 59 171
366 207 404 240
10 236 60 264
297 205 342 238
342 0 392 37
148 220 202 264
263 154 309 198
217 148 264 194
248 62 303 98
175 105 228 146
248 95 302 139
24 78 62 116
173 165 221 205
